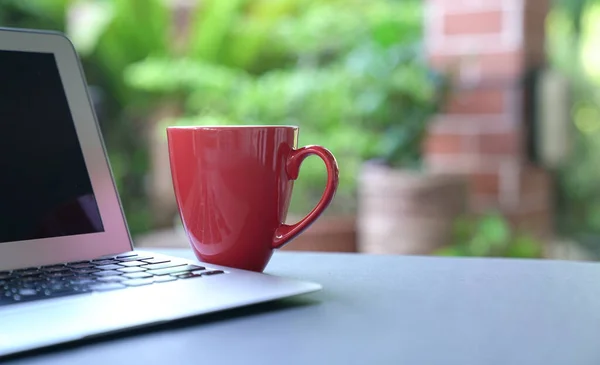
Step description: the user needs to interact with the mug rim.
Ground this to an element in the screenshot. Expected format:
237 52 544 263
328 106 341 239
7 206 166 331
167 125 298 129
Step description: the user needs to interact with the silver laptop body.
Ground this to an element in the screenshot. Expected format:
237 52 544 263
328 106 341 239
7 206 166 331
0 28 320 357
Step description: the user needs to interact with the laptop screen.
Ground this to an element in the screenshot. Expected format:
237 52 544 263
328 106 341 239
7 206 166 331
0 50 104 244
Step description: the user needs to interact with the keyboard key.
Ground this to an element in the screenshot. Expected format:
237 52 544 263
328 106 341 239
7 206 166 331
97 276 126 282
14 269 39 276
147 265 204 276
41 289 86 301
0 255 205 307
18 288 38 296
71 286 93 293
93 270 123 277
95 264 123 270
44 268 71 274
91 259 119 265
118 256 153 262
123 272 153 279
90 283 126 292
141 258 170 265
172 272 199 279
72 268 100 274
66 260 92 265
18 272 42 278
42 264 66 270
117 260 146 267
143 262 186 270
42 267 70 273
201 270 225 276
13 267 39 274
12 294 24 302
46 282 69 291
118 267 147 273
47 271 75 279
122 278 153 286
93 254 119 260
116 252 138 258
153 276 177 283
42 286 75 297
18 282 40 290
70 278 97 285
68 263 96 269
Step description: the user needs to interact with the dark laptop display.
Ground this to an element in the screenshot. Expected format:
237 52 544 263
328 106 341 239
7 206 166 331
0 50 103 243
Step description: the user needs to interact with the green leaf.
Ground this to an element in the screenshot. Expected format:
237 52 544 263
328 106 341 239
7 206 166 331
435 245 468 257
476 213 510 245
188 0 245 63
506 236 543 258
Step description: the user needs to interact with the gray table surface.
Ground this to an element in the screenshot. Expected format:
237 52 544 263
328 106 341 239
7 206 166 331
5 249 600 365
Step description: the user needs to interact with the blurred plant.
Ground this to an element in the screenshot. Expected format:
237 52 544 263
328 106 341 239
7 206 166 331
436 213 544 259
126 60 371 215
271 0 444 169
555 97 600 242
548 1 600 249
0 0 69 30
344 41 448 168
70 0 306 231
0 0 442 229
122 0 432 217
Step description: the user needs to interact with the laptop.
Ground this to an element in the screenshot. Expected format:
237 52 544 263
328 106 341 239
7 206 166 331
0 28 321 357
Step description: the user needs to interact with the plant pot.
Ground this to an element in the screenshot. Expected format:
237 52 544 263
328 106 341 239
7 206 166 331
357 163 468 255
281 216 357 252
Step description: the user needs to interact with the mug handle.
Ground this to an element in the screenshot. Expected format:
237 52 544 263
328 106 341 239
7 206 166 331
272 145 339 249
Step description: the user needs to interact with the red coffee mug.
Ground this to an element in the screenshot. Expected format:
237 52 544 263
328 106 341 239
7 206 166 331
167 125 339 272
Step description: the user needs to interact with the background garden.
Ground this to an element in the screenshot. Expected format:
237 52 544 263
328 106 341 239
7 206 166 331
3 0 600 260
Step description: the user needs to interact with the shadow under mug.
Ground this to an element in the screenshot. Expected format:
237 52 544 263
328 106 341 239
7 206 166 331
167 125 339 272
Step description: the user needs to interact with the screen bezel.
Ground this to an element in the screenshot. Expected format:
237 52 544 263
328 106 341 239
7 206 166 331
0 28 132 270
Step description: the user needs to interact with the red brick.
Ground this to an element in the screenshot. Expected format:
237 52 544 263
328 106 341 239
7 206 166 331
524 39 545 66
425 153 507 174
429 115 513 133
470 193 501 213
479 51 524 78
424 133 467 154
470 172 500 195
444 88 505 115
429 51 523 80
475 131 522 155
518 166 553 200
524 8 547 37
428 0 503 9
443 11 503 35
423 0 554 239
523 9 547 66
505 167 554 239
524 0 550 15
507 208 553 239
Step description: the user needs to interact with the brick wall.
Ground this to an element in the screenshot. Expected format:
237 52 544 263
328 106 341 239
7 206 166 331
424 0 553 237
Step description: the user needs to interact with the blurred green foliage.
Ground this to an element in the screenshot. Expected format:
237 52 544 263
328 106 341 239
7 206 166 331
436 213 544 259
123 0 444 217
549 0 600 247
0 0 68 30
0 0 444 232
5 0 600 255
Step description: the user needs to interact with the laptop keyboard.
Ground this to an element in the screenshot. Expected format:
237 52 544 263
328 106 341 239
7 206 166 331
0 252 226 307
